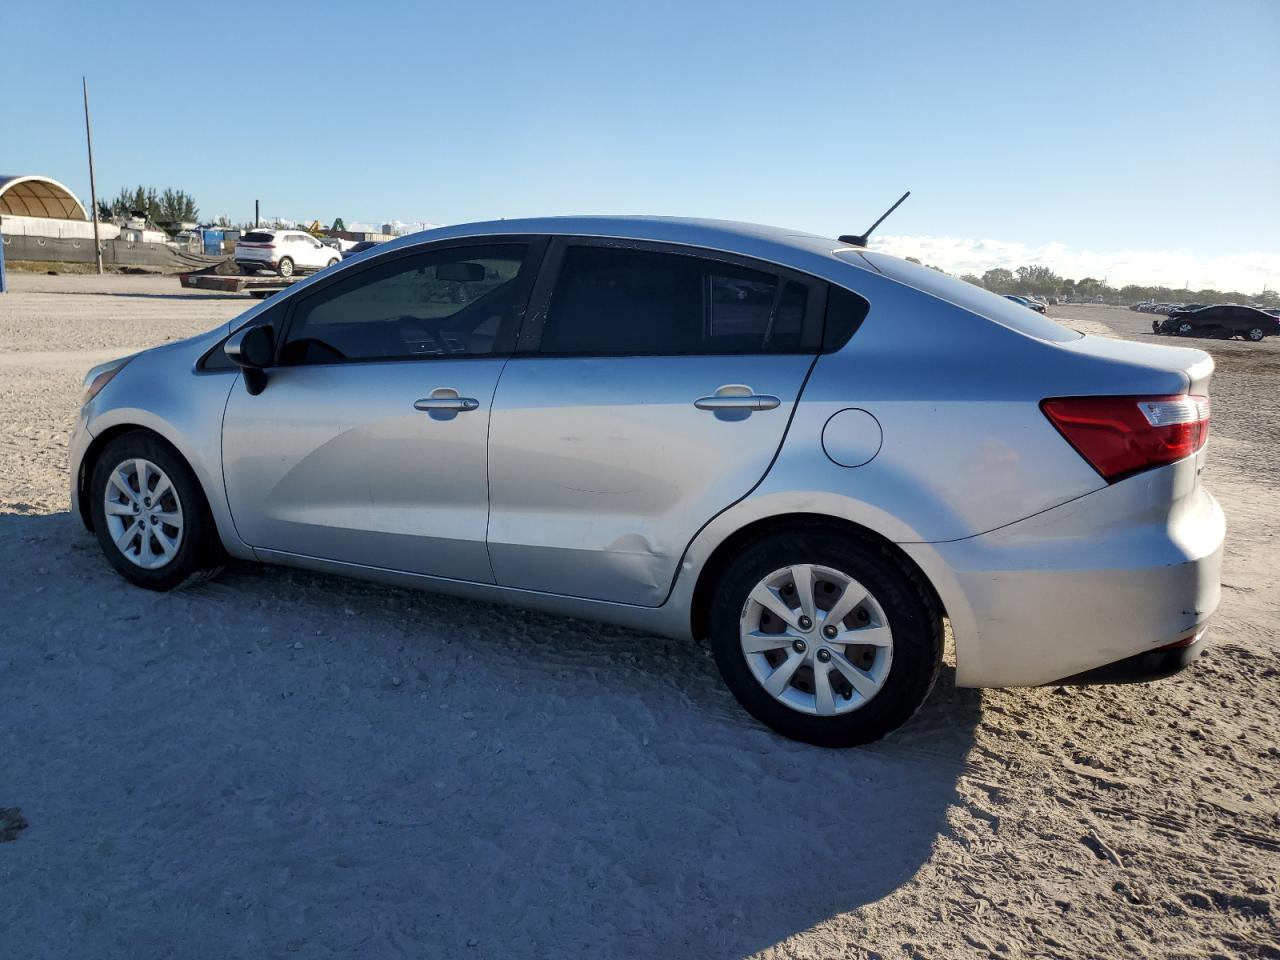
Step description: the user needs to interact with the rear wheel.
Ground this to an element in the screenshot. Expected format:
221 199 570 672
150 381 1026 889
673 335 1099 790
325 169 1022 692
277 257 294 278
707 528 942 747
1247 327 1265 342
89 432 223 591
1177 321 1195 336
326 257 339 269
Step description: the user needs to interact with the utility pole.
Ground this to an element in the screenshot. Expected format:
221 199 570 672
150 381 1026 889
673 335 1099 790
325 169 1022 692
255 199 260 228
82 76 103 275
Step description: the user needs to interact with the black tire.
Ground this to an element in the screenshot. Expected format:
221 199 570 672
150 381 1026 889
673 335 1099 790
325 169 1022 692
707 527 943 747
239 264 259 276
1177 322 1195 337
277 256 294 278
1247 327 1265 342
327 258 339 269
88 432 223 591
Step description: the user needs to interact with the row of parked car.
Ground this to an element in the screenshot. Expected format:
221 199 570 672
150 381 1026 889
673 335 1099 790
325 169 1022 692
1146 303 1280 342
1003 294 1050 313
1132 301 1184 315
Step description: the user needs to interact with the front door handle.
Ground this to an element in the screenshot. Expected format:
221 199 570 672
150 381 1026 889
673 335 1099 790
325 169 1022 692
414 396 480 412
414 387 480 418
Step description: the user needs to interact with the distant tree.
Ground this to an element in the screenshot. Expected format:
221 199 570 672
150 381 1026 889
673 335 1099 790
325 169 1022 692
1077 277 1103 299
156 188 199 223
1015 265 1062 296
106 185 199 224
959 273 983 286
981 268 1015 293
905 256 922 264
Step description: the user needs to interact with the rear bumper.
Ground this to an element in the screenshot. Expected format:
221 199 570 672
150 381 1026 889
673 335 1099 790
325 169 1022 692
235 257 276 270
1053 631 1208 685
902 460 1224 688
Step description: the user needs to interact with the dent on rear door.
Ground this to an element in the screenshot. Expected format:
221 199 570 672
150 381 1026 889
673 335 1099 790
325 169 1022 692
485 354 815 606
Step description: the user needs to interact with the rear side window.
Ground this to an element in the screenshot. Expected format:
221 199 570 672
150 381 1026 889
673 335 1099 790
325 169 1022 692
539 245 816 356
242 232 274 243
823 286 870 352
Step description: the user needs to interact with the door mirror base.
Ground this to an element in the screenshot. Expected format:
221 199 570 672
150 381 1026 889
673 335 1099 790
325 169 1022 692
242 368 268 396
225 324 276 395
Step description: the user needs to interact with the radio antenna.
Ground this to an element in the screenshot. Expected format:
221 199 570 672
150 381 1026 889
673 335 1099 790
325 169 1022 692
838 191 911 247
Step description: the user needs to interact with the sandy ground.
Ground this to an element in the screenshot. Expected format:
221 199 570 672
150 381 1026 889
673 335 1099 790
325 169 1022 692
0 275 1276 959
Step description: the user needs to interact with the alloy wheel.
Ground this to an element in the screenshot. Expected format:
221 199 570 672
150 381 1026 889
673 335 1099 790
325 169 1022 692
102 457 185 569
739 564 894 716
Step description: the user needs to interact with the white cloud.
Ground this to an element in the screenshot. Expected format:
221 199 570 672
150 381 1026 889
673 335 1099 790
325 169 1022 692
870 234 1280 293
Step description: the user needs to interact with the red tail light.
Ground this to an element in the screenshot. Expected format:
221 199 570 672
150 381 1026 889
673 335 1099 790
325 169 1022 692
1041 394 1210 482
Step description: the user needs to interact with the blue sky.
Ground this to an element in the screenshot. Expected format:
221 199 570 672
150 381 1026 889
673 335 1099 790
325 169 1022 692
2 0 1277 288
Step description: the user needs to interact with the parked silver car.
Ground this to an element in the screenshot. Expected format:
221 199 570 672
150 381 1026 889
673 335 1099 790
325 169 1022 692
70 217 1224 746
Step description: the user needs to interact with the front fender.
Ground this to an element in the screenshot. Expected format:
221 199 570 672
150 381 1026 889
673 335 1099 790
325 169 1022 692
83 346 250 559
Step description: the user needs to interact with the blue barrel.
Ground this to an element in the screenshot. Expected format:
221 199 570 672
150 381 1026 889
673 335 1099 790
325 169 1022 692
203 229 224 255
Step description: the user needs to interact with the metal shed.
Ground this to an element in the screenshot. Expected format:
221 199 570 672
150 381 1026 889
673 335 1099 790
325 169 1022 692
0 175 88 220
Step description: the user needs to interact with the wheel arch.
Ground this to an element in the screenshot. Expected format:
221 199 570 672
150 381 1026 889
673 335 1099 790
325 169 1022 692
77 424 217 535
688 512 947 644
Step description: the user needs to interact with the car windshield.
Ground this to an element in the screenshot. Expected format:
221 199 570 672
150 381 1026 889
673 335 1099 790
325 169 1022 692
845 251 1082 343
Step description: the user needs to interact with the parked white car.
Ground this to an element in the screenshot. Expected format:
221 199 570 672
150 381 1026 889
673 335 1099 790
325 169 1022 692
235 229 341 278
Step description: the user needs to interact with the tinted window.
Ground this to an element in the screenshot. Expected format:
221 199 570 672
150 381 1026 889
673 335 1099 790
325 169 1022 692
823 285 870 352
540 246 813 355
280 244 529 364
242 231 273 243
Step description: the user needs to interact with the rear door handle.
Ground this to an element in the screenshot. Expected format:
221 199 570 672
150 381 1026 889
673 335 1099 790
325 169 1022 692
694 394 781 411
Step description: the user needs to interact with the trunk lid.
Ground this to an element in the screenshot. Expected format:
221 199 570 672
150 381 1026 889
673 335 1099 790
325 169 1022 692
1052 333 1213 397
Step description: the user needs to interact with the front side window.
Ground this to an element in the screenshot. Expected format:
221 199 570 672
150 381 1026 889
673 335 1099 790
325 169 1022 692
538 245 815 356
280 244 529 364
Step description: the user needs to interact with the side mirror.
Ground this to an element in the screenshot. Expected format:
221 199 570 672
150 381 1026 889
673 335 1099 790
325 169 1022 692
435 262 486 282
224 324 275 395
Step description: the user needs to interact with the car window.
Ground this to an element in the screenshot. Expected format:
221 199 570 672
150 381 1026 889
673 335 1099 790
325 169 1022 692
539 245 814 356
280 244 530 365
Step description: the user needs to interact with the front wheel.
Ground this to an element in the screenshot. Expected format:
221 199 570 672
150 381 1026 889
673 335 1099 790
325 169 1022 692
277 256 294 278
89 432 223 590
326 258 339 269
1247 327 1265 342
1177 321 1196 336
707 528 942 747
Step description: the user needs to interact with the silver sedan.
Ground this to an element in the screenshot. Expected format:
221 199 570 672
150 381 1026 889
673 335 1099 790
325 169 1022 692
70 217 1223 746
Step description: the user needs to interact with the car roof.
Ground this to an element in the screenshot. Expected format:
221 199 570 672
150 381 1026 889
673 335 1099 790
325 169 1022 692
370 215 884 280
